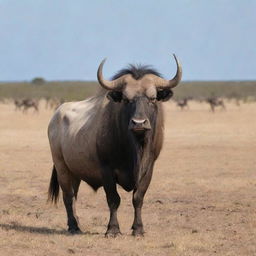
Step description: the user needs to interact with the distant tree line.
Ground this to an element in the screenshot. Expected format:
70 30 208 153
31 77 46 85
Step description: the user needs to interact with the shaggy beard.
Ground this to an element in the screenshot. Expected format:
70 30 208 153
129 130 153 187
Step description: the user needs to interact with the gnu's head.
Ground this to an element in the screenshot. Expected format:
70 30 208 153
97 55 182 134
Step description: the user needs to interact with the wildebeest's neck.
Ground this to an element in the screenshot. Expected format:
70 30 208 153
96 95 164 172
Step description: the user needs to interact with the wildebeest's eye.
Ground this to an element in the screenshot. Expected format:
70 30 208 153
107 91 123 102
157 89 173 102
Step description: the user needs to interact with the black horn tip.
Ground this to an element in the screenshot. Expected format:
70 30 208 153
98 58 107 69
97 58 107 78
172 53 178 62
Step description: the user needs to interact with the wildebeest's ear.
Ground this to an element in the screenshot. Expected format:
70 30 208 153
157 89 173 102
107 91 123 102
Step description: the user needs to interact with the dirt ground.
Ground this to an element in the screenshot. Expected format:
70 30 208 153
0 100 255 256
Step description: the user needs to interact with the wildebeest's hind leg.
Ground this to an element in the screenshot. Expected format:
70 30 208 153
221 102 226 111
34 104 39 113
102 167 121 237
132 165 153 236
55 162 81 234
210 103 215 112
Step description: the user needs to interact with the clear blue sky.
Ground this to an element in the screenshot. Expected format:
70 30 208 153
0 0 255 81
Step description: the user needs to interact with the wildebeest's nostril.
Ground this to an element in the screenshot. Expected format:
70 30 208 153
132 118 146 125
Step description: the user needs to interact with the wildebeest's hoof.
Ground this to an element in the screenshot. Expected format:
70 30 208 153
132 228 145 237
68 227 82 235
105 227 122 238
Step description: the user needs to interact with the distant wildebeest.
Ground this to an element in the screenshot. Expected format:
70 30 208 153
48 55 182 236
22 99 39 113
206 97 226 112
176 98 189 110
14 98 39 113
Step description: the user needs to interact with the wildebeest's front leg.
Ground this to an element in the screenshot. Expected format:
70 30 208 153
132 164 154 236
102 167 121 237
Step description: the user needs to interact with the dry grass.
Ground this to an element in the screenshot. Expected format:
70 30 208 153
0 80 256 102
0 100 255 256
0 81 98 101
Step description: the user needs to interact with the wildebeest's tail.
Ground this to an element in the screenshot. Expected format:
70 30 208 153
48 165 59 204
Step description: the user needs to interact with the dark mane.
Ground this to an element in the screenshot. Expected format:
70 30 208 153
112 64 163 80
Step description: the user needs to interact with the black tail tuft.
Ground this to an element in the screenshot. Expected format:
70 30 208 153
48 165 59 204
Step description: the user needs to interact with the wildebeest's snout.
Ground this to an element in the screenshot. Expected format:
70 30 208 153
128 97 152 132
129 117 151 132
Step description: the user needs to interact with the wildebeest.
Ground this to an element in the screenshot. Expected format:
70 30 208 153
22 98 39 113
48 54 182 236
176 98 189 110
14 98 39 113
206 97 226 112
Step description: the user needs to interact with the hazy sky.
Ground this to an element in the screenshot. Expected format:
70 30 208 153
0 0 255 81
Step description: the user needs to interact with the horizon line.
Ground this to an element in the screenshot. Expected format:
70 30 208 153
0 79 256 83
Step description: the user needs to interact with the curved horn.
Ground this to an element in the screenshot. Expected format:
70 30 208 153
97 58 125 90
154 54 182 89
